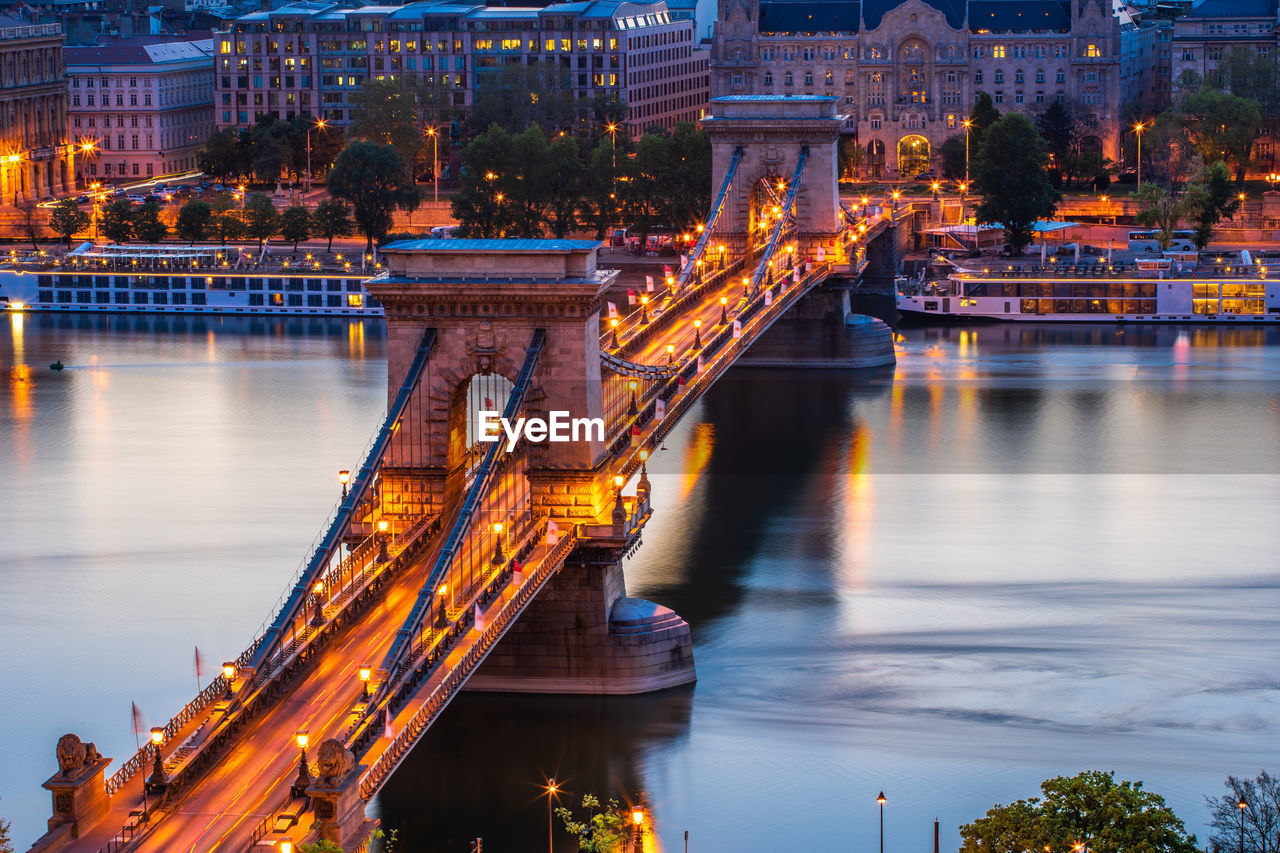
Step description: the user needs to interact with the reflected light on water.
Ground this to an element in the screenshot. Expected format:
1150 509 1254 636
677 422 715 502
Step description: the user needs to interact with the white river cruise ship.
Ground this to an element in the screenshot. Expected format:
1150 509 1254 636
0 244 382 317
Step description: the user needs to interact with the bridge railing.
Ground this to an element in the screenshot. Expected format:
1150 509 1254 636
357 520 580 801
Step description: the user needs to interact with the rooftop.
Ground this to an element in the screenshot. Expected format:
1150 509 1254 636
383 238 602 253
1185 0 1276 17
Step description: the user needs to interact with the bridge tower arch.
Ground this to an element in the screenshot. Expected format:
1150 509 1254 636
703 95 847 257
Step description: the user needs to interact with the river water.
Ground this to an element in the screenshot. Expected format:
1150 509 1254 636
2 314 1278 851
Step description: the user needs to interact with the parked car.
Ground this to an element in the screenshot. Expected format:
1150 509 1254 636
113 187 126 196
126 195 146 204
74 195 90 204
913 170 937 181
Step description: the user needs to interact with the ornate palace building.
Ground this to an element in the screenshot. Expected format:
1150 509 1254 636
0 15 74 202
710 0 1121 179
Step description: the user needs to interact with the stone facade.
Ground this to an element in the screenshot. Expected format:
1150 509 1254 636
711 0 1122 177
65 37 215 186
0 17 73 203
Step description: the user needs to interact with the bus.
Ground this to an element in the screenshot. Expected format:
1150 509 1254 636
1129 230 1196 252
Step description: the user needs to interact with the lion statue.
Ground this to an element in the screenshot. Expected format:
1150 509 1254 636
315 739 354 784
56 734 86 777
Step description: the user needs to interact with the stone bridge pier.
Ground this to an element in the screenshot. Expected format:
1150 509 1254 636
366 240 695 695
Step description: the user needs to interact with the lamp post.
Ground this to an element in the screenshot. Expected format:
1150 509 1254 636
1238 796 1248 853
610 317 620 348
632 806 644 852
606 122 618 194
222 662 237 698
491 521 505 565
79 140 95 190
359 664 372 701
545 779 559 853
377 518 390 563
435 582 448 628
719 295 728 324
425 125 440 202
692 318 702 350
877 791 886 853
306 117 327 194
145 728 166 798
1134 121 1145 187
963 118 972 188
291 731 311 798
310 579 325 627
338 469 350 499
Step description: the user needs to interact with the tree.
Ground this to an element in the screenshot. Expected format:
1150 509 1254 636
1 799 13 853
280 205 312 250
961 771 1199 853
348 77 426 172
176 199 212 244
583 139 621 239
209 192 246 243
1189 161 1240 247
132 198 168 243
198 128 246 181
1180 88 1262 184
969 91 1001 156
242 193 280 248
661 121 712 233
623 131 668 250
100 198 135 243
1037 99 1076 179
451 125 521 238
1207 772 1280 853
555 795 629 853
938 134 967 181
297 841 343 853
972 113 1060 254
327 141 419 252
545 133 584 237
313 197 353 251
49 199 89 247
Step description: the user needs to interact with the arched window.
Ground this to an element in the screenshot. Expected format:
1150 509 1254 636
1086 43 1101 58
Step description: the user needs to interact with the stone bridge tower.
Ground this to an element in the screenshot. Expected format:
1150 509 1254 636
702 95 847 258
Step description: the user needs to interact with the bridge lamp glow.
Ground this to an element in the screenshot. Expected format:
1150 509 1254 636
279 843 293 853
892 190 900 200
296 730 309 750
359 665 372 700
697 223 704 233
378 519 389 534
222 662 237 681
614 475 625 489
666 343 675 363
150 727 164 747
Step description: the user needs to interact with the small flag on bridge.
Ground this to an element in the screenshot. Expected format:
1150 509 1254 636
696 355 704 375
131 701 146 749
680 253 688 270
792 268 801 284
733 319 743 339
607 302 618 319
631 424 642 447
645 275 655 292
194 646 206 693
627 288 636 306
483 397 494 409
383 707 395 740
654 398 666 421
764 288 773 307
547 519 560 546
816 247 826 262
663 265 673 279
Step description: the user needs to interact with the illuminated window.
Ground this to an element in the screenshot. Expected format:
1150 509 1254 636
993 45 1005 58
1086 44 1101 58
347 294 364 308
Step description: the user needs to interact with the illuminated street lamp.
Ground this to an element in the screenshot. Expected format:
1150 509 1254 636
742 275 750 297
628 380 638 416
640 294 650 324
338 469 350 499
1133 121 1145 187
491 521 505 565
145 728 166 796
306 117 327 193
719 295 728 324
610 317 620 348
878 791 886 853
359 664 372 700
963 117 973 188
280 842 293 853
425 125 439 202
377 519 390 563
435 583 449 628
222 661 237 698
666 342 675 364
1239 796 1248 853
692 318 702 350
545 779 559 853
310 579 325 626
291 730 311 797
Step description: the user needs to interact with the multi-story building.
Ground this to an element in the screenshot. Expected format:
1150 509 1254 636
711 0 1123 179
0 15 73 202
214 0 710 140
1172 0 1279 173
64 35 215 186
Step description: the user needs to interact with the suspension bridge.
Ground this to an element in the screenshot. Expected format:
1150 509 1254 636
30 95 900 853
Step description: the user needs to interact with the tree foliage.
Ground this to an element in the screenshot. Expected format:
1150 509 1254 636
100 198 134 243
132 198 168 243
969 91 1001 155
1189 161 1241 247
938 134 967 181
1207 771 1280 853
1179 88 1262 184
198 128 244 180
327 141 419 252
555 795 629 853
176 199 212 244
280 205 312 250
243 193 280 247
210 192 246 243
1 798 13 853
972 112 1061 254
49 199 89 246
961 771 1198 853
312 197 353 251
